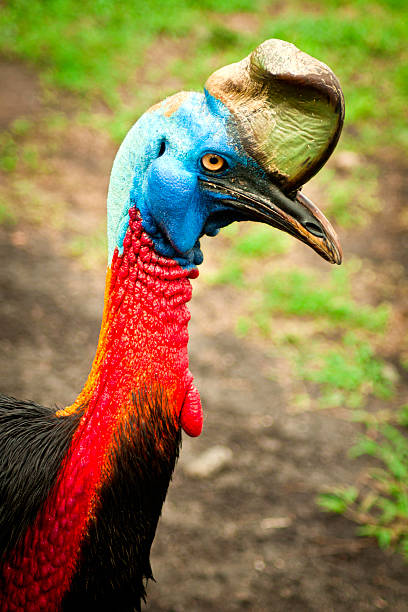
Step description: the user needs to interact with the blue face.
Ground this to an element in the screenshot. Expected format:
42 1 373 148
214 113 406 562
107 76 342 268
107 90 259 267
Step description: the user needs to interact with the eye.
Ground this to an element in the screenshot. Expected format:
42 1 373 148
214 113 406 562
158 141 166 157
201 153 228 172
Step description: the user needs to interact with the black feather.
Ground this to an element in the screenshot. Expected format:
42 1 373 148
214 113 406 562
62 386 181 611
0 395 82 561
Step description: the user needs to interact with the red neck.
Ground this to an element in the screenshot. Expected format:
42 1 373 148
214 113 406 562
61 207 201 430
1 208 202 611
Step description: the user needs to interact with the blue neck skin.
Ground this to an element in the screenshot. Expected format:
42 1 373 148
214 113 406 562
107 90 261 269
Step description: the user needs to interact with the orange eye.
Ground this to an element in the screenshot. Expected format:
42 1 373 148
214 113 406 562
201 153 227 172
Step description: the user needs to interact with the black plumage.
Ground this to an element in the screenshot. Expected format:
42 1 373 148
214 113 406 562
62 388 180 611
0 396 82 561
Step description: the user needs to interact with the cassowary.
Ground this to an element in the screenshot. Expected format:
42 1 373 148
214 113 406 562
0 40 344 610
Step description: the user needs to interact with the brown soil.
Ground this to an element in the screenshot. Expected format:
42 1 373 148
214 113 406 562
1 60 408 611
0 61 41 129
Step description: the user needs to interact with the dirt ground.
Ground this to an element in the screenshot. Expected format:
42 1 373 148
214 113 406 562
1 60 408 611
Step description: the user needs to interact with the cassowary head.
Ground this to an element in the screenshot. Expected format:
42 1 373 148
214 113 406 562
107 39 343 269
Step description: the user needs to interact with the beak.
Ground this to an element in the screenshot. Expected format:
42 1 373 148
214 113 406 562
199 168 342 265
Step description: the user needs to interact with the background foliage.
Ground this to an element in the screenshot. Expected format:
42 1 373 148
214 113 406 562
0 0 407 559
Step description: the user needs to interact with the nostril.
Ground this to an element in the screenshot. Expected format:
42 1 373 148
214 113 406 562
304 222 324 238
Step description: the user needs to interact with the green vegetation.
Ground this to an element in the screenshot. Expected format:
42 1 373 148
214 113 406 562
318 406 408 559
0 0 407 150
212 257 389 331
208 225 292 286
0 133 18 172
0 0 406 564
300 333 395 409
260 267 389 332
317 164 379 229
67 227 107 269
0 1 192 106
0 121 43 175
0 200 17 226
211 239 395 411
232 225 291 259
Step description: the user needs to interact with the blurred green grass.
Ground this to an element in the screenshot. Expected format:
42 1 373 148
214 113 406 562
0 0 406 149
1 0 407 558
210 250 394 411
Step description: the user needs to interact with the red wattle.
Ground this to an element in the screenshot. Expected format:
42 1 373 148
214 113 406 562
180 381 203 437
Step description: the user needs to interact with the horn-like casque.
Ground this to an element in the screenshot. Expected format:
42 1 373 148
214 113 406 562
205 39 345 194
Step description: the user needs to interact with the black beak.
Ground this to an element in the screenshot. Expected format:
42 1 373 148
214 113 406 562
199 167 342 265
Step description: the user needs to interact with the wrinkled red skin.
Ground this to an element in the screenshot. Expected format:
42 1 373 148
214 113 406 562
0 208 202 611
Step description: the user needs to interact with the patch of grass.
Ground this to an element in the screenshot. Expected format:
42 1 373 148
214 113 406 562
300 332 395 409
67 226 107 269
11 179 67 229
21 144 40 171
232 225 292 259
259 266 389 333
208 259 244 288
0 199 17 226
0 0 257 111
206 25 241 51
318 405 408 560
207 225 292 287
0 132 45 175
0 134 18 172
237 262 394 411
317 164 379 229
236 316 251 337
10 117 33 137
211 249 392 413
0 0 200 107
